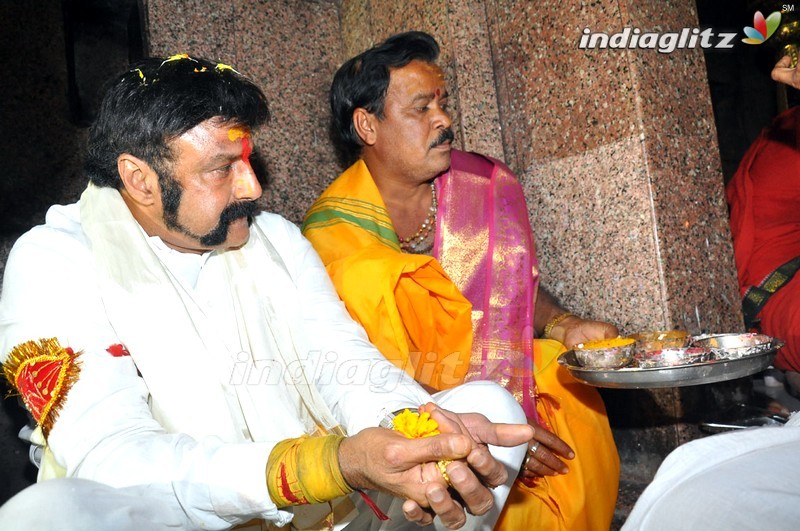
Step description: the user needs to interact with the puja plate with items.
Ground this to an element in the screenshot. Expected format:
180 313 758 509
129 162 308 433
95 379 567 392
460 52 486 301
557 332 784 389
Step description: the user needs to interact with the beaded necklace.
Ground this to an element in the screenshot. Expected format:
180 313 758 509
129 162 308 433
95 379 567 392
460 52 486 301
398 181 437 252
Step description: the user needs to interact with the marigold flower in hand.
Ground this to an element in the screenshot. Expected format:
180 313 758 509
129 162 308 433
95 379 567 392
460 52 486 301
393 408 440 439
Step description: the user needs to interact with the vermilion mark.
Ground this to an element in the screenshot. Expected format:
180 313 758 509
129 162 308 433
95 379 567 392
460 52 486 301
241 136 252 163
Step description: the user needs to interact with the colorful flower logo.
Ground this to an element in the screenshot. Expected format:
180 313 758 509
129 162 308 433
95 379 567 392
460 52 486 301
742 11 782 44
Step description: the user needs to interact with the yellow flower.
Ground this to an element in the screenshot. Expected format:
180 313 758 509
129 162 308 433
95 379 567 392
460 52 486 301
393 409 440 439
215 63 240 74
163 53 190 63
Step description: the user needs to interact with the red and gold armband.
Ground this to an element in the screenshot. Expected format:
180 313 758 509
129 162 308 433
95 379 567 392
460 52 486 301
1 337 81 438
266 434 353 508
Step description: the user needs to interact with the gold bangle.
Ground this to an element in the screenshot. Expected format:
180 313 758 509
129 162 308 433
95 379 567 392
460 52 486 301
543 312 574 339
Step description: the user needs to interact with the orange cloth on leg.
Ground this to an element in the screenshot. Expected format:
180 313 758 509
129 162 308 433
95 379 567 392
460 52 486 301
495 340 619 531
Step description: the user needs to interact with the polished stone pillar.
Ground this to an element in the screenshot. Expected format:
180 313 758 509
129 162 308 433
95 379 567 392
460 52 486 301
481 0 745 483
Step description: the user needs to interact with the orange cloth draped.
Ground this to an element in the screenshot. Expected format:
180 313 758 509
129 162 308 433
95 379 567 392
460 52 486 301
302 159 473 389
303 152 619 530
727 106 800 372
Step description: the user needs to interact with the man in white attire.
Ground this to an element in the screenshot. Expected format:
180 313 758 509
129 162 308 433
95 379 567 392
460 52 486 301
0 54 539 530
622 412 800 530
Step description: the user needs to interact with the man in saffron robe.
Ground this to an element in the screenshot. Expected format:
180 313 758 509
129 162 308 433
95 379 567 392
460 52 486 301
303 31 621 530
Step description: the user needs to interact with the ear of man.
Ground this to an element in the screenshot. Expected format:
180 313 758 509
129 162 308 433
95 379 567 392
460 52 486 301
352 108 378 147
117 154 160 207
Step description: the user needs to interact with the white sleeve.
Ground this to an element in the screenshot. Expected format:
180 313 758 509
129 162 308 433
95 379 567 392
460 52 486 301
261 215 432 434
0 222 291 530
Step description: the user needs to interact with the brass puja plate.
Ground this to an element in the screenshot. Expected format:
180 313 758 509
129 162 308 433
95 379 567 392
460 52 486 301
557 335 784 389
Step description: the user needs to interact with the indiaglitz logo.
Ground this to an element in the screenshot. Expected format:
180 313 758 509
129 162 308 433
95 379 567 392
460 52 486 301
578 27 737 54
580 8 792 53
741 11 782 44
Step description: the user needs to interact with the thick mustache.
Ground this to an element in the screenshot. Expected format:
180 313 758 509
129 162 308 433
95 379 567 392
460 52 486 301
198 200 259 247
430 128 455 149
219 200 258 224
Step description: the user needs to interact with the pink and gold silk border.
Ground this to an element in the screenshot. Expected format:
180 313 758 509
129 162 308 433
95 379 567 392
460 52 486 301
435 151 540 418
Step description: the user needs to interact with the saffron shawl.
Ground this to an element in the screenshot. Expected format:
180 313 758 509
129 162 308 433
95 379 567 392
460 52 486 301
303 151 538 406
303 159 474 390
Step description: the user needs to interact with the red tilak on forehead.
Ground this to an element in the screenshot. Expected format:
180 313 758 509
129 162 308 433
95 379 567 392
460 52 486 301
241 136 252 162
435 88 441 98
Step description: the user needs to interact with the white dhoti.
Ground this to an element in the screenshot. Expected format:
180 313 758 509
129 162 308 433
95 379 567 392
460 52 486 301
344 380 528 531
623 412 800 530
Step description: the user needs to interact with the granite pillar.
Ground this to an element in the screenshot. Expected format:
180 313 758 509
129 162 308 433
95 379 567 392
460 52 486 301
485 0 746 483
484 0 742 337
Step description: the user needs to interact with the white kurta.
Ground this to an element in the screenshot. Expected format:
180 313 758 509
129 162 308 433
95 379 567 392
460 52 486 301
0 198 433 529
